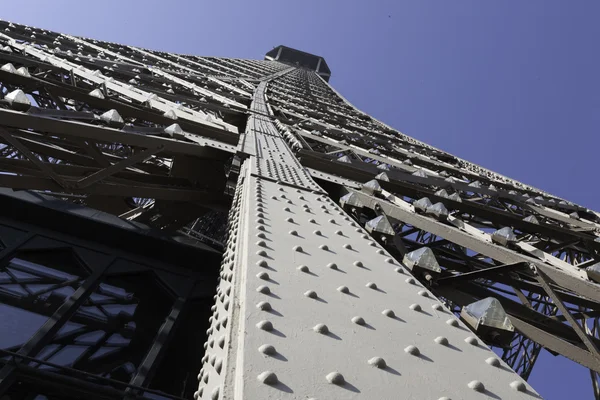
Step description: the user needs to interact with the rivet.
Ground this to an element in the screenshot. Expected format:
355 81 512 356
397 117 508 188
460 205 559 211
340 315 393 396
286 217 294 223
326 371 345 384
319 244 329 251
510 381 526 392
361 234 368 239
486 357 501 367
418 290 429 297
304 290 318 299
446 319 459 327
354 261 364 267
289 230 298 236
385 258 394 264
256 232 266 239
465 336 479 346
337 286 349 294
309 218 316 223
335 230 343 235
368 241 377 247
259 344 276 355
257 271 269 280
211 387 219 400
409 303 422 311
257 225 266 231
256 212 265 218
284 207 291 212
257 285 271 294
257 371 278 385
394 267 404 274
382 309 395 317
404 345 420 356
468 380 485 392
293 245 303 252
256 320 273 331
327 262 338 270
343 243 352 250
313 323 329 334
257 250 267 256
329 219 336 224
256 240 267 247
256 260 268 268
298 265 309 272
432 303 443 311
368 357 387 369
351 316 365 325
405 277 415 284
313 230 322 235
271 196 277 199
434 336 449 345
287 200 293 204
438 397 451 400
366 282 377 289
376 249 384 254
256 301 272 311
256 218 264 224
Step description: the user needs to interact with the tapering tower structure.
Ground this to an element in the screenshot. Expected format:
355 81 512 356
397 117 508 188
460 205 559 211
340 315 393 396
0 20 597 400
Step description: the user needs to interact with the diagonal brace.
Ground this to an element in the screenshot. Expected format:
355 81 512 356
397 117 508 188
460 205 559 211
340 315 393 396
533 264 600 372
0 128 70 189
76 139 111 168
74 146 163 189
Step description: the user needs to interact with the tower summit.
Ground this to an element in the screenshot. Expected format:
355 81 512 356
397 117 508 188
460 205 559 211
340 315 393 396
265 45 331 81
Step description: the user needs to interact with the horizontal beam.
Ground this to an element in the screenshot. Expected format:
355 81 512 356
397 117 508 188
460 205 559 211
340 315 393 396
346 188 600 305
436 284 600 368
0 108 227 157
0 188 222 269
0 174 223 203
511 316 600 372
301 150 599 246
436 262 528 283
0 69 239 145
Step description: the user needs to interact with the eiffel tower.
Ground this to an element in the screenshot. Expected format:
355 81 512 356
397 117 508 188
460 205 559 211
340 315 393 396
0 19 597 400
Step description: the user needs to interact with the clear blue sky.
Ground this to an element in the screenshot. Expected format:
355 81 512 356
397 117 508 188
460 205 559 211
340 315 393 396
3 1 599 398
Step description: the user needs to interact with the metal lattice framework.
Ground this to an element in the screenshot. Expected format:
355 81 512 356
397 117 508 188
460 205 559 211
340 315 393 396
0 19 598 399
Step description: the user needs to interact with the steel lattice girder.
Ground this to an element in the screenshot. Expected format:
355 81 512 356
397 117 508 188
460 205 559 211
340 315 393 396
0 17 598 400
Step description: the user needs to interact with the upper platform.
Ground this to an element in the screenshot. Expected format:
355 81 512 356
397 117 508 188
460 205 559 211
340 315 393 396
265 45 331 82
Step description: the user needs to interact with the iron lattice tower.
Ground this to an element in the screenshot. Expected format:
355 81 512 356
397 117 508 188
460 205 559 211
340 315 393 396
0 20 598 400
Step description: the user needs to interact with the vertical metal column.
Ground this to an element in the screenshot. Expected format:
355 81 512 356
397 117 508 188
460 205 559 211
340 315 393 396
195 74 541 400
